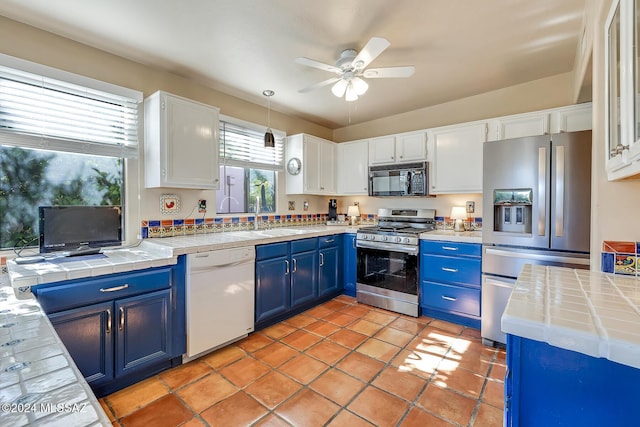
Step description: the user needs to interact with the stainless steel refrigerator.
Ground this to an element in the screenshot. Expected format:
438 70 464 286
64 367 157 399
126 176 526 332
481 130 592 345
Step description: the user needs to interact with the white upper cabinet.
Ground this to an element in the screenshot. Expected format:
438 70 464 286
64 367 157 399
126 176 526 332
337 139 369 195
550 103 592 133
286 134 336 195
369 131 427 165
428 122 487 194
487 103 592 142
144 91 220 189
605 0 640 180
487 112 549 141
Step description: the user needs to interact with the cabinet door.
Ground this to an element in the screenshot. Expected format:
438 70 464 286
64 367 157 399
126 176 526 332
318 245 340 297
49 301 114 385
255 256 290 323
115 289 171 377
343 234 357 297
319 140 336 193
550 103 592 133
290 250 318 308
429 123 486 194
489 113 549 141
396 132 427 162
337 140 369 195
303 136 322 193
369 136 396 164
145 91 220 189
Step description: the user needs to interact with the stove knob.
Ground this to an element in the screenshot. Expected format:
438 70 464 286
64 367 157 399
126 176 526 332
395 236 402 243
380 235 387 242
404 237 411 244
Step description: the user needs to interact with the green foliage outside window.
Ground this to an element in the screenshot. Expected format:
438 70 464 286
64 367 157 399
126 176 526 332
0 146 123 251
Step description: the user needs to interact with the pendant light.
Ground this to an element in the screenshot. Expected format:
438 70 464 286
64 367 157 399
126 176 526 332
263 90 275 147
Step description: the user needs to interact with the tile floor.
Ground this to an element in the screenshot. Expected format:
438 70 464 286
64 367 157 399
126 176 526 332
100 295 505 427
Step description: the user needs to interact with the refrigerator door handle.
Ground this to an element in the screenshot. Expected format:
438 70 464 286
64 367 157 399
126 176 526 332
537 147 546 236
484 248 590 265
555 145 565 237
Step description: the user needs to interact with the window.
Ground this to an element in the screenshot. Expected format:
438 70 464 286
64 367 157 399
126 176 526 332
0 54 141 251
216 117 284 214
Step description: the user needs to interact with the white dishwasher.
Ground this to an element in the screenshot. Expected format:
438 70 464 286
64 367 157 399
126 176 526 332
185 246 255 362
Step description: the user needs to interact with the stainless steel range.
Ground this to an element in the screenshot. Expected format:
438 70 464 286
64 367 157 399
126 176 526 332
356 208 435 317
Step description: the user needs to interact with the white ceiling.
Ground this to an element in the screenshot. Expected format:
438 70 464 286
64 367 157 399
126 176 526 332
0 0 589 129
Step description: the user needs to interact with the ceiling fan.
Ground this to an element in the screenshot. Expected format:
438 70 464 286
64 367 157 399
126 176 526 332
295 37 415 101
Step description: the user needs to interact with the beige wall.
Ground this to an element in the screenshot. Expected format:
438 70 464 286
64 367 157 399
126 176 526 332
0 16 333 242
332 73 577 142
589 0 640 270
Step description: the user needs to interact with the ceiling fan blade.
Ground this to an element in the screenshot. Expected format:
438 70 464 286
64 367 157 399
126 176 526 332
299 77 340 93
352 37 390 69
295 57 341 74
363 66 415 78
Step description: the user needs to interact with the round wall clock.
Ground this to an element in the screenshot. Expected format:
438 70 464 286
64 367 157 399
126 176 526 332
287 157 302 175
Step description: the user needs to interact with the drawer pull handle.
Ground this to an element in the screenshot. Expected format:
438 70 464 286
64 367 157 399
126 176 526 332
119 307 125 331
441 246 458 251
100 284 129 293
324 239 335 243
106 309 111 334
442 267 459 273
442 295 457 302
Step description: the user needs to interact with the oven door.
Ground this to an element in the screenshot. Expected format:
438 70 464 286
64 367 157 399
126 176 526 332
356 240 420 316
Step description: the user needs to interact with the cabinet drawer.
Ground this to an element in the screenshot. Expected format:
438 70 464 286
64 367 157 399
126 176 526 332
318 234 340 249
256 242 289 260
422 254 481 286
291 237 317 253
421 281 480 316
421 240 481 257
33 268 172 314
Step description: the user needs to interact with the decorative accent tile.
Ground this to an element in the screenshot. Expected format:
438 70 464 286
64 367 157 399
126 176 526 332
602 241 636 253
600 240 640 276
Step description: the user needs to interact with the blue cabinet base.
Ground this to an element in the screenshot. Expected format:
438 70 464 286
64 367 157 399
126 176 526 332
506 334 640 427
420 306 480 329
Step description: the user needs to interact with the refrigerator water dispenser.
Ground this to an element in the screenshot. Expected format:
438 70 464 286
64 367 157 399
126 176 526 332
492 189 533 234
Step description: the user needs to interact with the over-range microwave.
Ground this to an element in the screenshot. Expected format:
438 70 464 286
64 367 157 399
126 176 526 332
368 161 430 197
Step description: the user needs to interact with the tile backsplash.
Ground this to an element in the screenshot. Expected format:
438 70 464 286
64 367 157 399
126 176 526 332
601 241 640 276
140 212 378 238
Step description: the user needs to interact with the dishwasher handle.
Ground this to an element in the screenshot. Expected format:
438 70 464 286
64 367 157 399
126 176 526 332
190 258 255 272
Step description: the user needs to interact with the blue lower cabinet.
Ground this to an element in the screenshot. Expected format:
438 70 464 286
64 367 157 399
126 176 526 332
255 235 343 329
319 234 342 298
116 289 171 377
420 240 481 328
49 301 114 385
255 255 290 323
32 256 186 397
290 249 318 308
343 233 357 297
506 334 640 426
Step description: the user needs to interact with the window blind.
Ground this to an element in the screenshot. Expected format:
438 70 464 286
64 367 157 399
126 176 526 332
220 119 284 170
0 59 141 158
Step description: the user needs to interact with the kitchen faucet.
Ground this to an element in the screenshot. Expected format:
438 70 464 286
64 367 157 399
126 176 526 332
254 194 261 230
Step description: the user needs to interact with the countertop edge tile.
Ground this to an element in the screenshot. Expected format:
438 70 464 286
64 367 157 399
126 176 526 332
502 264 640 369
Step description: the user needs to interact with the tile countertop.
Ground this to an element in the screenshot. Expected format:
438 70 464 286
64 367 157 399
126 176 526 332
419 230 482 244
502 264 640 369
6 225 360 289
0 278 111 426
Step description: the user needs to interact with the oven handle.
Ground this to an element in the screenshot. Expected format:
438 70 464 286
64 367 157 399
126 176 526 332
356 240 419 255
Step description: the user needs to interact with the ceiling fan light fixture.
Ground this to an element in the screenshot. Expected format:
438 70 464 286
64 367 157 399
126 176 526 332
331 79 348 97
352 77 368 96
345 82 359 102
